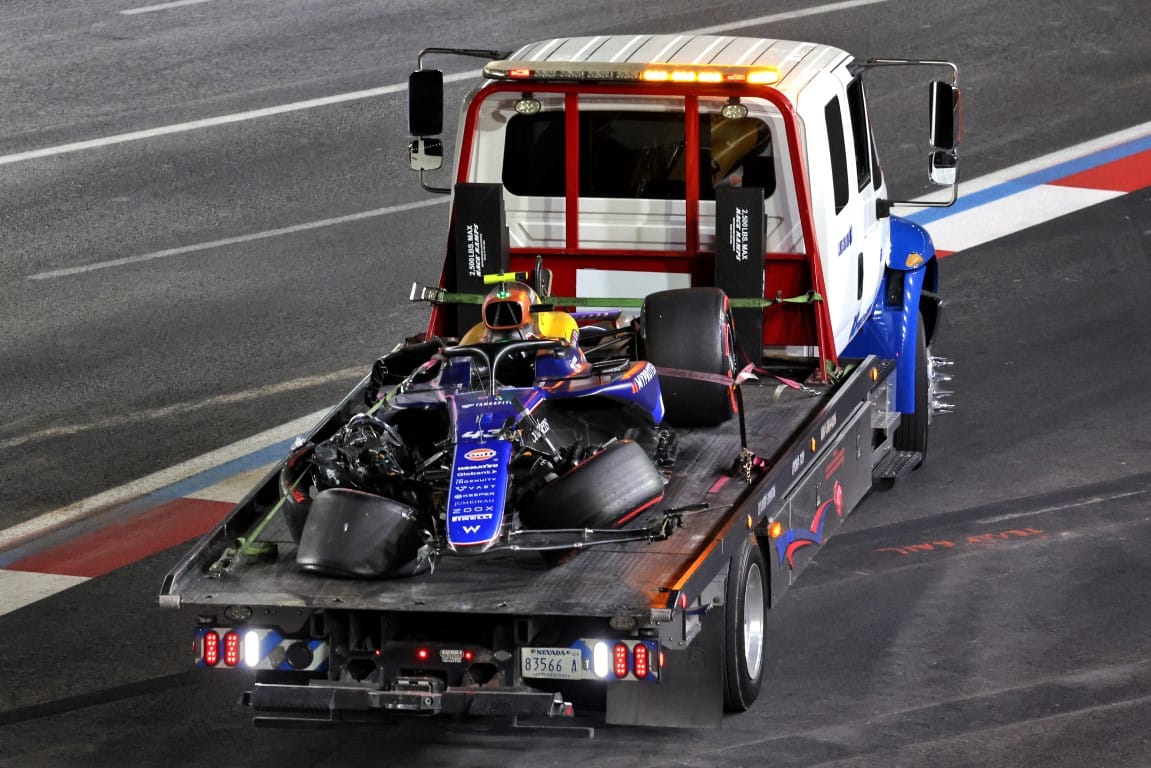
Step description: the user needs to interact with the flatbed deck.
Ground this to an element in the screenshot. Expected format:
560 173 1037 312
164 377 835 617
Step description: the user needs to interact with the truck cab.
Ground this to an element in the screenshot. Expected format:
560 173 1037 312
409 35 959 398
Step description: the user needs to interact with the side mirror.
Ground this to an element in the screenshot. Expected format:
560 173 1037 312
929 80 959 151
408 138 443 172
929 81 959 187
928 150 957 186
408 69 444 137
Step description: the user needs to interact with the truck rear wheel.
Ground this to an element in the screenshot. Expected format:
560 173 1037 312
642 287 735 427
894 313 929 461
722 536 767 712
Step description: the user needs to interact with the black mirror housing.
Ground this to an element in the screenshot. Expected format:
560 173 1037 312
930 81 959 151
409 70 444 137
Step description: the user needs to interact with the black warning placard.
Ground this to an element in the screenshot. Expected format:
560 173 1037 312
715 186 765 363
452 183 509 329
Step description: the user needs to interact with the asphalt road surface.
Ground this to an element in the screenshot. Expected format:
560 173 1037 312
1 0 1150 765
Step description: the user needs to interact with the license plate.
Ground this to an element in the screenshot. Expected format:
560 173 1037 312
521 647 583 680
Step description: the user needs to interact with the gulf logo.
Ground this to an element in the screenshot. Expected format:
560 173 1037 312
464 448 497 462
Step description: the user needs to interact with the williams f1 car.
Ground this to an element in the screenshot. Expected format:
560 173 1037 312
264 269 742 579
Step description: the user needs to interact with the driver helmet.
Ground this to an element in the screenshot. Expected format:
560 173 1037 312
482 282 539 332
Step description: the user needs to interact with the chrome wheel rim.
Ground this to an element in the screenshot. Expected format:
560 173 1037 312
743 563 765 679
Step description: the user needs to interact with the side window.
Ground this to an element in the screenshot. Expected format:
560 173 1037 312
824 96 849 214
846 78 872 191
503 112 566 197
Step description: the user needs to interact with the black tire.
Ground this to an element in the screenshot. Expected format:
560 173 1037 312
278 443 315 543
642 287 735 427
722 536 767 712
518 440 664 530
893 313 929 460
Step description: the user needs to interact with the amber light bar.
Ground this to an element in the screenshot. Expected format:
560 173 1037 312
485 60 781 86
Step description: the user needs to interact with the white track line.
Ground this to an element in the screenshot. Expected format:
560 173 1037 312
0 74 470 167
0 0 886 167
0 409 326 551
0 367 365 450
120 0 214 15
692 0 887 35
27 197 449 280
0 571 90 615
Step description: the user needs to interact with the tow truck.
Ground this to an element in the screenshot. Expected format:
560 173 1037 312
160 34 961 729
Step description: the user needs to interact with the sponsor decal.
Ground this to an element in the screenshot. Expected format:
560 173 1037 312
448 441 511 546
837 226 853 256
465 448 497 462
630 363 658 394
757 485 778 516
774 480 845 568
820 413 838 441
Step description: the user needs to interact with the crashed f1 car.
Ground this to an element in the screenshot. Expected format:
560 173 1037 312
275 266 739 579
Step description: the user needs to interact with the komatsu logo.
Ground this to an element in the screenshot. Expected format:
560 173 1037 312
465 448 497 462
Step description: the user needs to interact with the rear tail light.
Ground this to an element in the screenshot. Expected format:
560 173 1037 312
202 631 220 666
633 644 649 679
223 631 241 667
613 643 629 678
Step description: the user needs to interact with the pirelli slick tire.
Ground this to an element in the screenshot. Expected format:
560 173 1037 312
518 440 665 532
722 536 768 712
642 287 735 427
893 313 929 462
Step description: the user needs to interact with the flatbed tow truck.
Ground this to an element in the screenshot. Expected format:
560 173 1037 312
160 34 961 729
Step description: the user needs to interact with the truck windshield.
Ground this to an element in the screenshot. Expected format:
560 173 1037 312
502 111 774 200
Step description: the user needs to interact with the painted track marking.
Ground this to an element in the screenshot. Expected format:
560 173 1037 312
0 0 886 167
25 199 449 280
0 368 364 449
120 0 214 14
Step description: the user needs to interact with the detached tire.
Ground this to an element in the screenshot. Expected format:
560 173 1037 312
722 536 767 712
642 288 735 427
518 441 664 530
893 313 929 461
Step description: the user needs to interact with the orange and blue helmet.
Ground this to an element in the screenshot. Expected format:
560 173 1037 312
482 282 538 331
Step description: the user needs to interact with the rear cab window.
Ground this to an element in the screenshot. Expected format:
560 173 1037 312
468 93 803 254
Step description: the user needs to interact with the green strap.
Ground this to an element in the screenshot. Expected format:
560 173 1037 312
431 291 822 308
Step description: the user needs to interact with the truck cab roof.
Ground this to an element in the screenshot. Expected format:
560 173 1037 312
487 35 852 98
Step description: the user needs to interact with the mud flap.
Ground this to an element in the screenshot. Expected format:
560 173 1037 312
605 607 723 728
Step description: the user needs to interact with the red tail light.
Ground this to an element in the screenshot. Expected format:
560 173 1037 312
416 648 430 662
633 644 649 679
203 631 220 666
613 643 629 678
223 631 241 667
